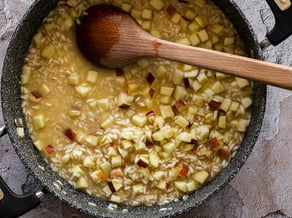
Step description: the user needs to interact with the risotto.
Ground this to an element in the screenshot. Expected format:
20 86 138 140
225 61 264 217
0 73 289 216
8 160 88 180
20 0 252 206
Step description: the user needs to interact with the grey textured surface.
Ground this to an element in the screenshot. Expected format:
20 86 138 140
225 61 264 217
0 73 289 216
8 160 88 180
0 0 292 218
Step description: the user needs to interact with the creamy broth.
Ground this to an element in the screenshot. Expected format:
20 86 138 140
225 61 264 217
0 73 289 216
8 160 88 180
21 0 252 206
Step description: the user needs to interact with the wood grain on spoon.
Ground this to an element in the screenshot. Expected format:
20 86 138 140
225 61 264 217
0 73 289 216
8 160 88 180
76 4 292 90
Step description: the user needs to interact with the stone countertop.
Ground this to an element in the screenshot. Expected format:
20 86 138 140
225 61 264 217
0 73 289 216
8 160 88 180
0 1 291 218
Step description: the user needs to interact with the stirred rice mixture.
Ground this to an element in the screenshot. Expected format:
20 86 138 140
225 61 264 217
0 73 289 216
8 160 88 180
21 0 252 206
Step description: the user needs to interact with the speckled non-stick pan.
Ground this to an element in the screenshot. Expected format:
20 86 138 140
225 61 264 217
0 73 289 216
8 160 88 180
0 0 291 217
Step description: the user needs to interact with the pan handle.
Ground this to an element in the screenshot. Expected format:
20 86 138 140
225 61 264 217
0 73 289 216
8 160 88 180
263 0 292 47
0 176 46 218
0 125 47 218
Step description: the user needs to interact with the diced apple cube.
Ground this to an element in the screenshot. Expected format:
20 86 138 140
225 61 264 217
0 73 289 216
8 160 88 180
85 135 99 146
204 88 215 98
210 34 220 44
182 143 195 152
190 80 202 91
150 0 164 10
86 70 98 83
112 179 123 192
211 81 225 94
110 195 121 203
33 32 43 47
175 181 187 192
198 29 209 42
115 77 125 87
39 84 50 96
237 119 249 132
135 141 146 151
188 22 201 32
197 125 210 141
188 33 201 46
241 97 252 108
185 9 196 20
41 45 55 59
155 65 167 78
68 73 80 85
163 142 176 153
188 106 198 115
160 86 174 96
76 177 88 189
219 99 232 112
103 185 112 197
71 165 84 177
149 152 160 168
172 69 184 85
142 21 152 30
131 8 142 19
108 147 118 157
142 9 152 19
34 140 45 151
21 66 31 85
33 114 45 130
152 131 165 141
157 181 169 191
96 98 109 110
121 3 132 12
153 171 165 180
171 13 182 24
180 18 189 29
118 147 128 158
218 116 227 129
159 95 173 104
137 155 149 168
224 37 235 46
117 92 132 107
111 156 122 168
127 82 139 96
100 162 112 177
61 154 70 163
164 127 177 139
168 167 181 181
187 180 197 192
121 140 133 150
176 38 191 45
175 116 189 128
195 16 208 28
193 170 209 184
173 86 187 101
137 58 149 68
75 84 91 97
150 29 161 38
210 24 225 35
131 114 147 127
93 170 107 181
160 105 174 118
236 77 250 88
153 116 165 128
16 127 24 138
72 149 83 160
83 156 95 168
101 118 114 129
133 183 145 194
197 71 208 84
184 69 199 78
178 132 193 143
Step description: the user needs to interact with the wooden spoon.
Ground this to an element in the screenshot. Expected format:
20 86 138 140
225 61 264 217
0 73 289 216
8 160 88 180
76 4 292 90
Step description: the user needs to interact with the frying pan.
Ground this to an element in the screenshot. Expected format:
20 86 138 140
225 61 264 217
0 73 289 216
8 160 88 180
0 0 291 217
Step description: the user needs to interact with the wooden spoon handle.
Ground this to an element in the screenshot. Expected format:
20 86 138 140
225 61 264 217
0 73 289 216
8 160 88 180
154 39 292 89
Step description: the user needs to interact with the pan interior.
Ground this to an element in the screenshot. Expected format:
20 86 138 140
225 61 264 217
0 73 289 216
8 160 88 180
1 0 266 217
